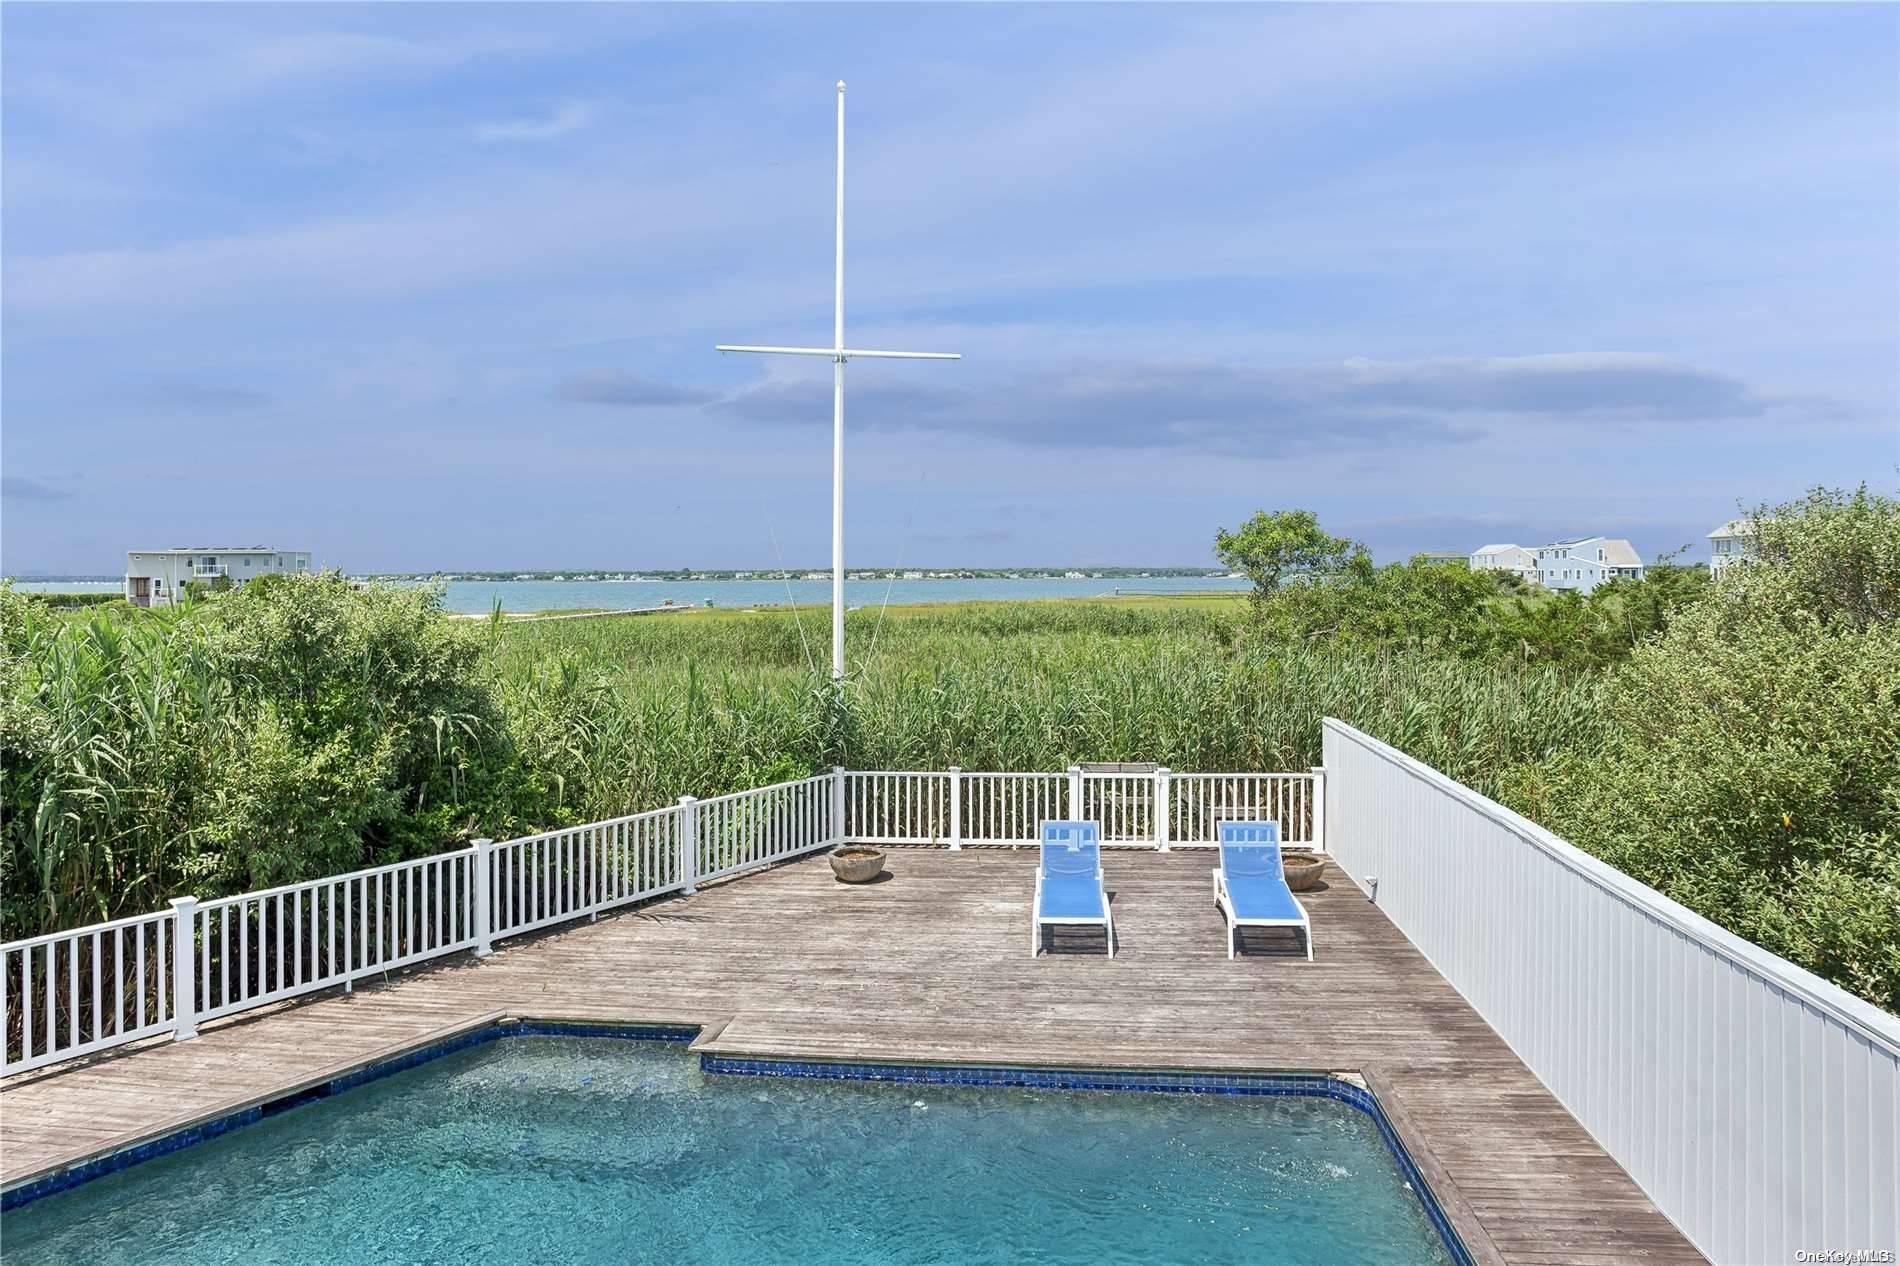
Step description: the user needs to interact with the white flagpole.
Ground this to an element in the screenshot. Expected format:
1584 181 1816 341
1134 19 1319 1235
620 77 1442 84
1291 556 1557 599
831 80 847 682
714 82 959 685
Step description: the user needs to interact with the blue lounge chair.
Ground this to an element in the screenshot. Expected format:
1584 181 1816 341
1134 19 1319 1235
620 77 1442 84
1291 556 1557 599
1214 821 1312 960
1033 821 1113 957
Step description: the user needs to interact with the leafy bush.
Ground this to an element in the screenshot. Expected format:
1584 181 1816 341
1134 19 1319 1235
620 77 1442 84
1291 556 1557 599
1515 487 1900 1010
4 486 1891 1014
0 577 544 937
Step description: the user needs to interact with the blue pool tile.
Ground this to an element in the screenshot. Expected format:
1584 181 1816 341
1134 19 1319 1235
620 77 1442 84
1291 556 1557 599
7 1025 1471 1266
696 1052 1473 1266
1 1021 698 1212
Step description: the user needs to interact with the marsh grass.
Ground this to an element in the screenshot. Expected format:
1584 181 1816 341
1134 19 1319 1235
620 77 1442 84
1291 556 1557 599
4 587 1603 941
492 603 1607 823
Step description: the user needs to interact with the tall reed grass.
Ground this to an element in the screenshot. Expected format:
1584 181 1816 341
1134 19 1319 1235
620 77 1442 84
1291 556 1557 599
492 605 1609 822
5 586 1607 940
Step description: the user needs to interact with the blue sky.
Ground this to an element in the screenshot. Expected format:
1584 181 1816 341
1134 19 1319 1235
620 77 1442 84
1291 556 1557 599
3 3 1896 574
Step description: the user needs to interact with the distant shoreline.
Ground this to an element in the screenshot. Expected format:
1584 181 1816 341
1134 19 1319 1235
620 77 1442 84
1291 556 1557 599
449 589 1249 622
12 574 1255 615
5 566 1236 584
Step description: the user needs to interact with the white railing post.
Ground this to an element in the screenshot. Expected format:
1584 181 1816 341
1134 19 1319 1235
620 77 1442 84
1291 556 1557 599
831 766 847 846
947 766 962 849
471 839 494 958
1067 765 1083 821
168 896 198 1042
1155 767 1171 851
678 796 699 895
1309 766 1327 853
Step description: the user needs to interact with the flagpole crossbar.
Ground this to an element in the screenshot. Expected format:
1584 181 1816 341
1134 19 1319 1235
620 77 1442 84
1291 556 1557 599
714 82 960 682
716 346 961 361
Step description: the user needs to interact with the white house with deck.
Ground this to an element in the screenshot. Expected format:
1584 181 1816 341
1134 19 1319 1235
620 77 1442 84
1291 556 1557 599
1470 544 1537 581
124 547 311 607
1708 518 1759 578
1530 536 1644 594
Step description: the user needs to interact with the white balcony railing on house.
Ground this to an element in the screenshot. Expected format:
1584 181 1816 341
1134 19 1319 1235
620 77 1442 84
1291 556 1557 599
1320 718 1900 1266
191 565 228 579
2 767 1312 1077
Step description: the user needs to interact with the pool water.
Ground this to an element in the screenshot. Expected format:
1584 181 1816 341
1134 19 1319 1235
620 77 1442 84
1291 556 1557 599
4 1037 1457 1265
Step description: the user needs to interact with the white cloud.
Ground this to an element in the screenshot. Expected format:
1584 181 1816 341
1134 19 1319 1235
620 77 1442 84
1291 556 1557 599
4 24 556 136
475 102 593 144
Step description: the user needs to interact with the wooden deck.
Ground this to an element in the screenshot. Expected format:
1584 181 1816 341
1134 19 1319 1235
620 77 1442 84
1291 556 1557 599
0 849 1704 1264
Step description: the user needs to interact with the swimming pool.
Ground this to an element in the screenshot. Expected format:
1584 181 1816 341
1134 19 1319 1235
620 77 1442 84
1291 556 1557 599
3 1031 1465 1265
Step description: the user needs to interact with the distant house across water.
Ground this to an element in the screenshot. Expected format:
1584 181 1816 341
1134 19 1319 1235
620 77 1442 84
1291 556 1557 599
1708 518 1759 579
1469 544 1537 582
1530 537 1644 594
124 547 311 608
1470 538 1644 593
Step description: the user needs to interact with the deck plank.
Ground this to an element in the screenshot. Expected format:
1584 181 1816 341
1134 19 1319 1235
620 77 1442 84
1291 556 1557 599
0 850 1704 1263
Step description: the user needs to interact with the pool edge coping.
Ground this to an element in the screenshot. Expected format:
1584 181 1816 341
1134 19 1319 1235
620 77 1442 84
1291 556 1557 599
3 1015 1491 1266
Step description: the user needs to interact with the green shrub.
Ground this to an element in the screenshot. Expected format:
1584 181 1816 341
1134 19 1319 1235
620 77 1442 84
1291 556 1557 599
1517 487 1900 1010
3 485 1891 1013
0 577 544 937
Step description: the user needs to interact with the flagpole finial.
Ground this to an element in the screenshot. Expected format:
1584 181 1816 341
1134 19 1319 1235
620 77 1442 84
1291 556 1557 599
837 80 846 92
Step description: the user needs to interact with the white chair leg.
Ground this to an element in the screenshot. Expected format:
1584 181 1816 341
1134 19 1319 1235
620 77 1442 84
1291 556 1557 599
1306 923 1314 962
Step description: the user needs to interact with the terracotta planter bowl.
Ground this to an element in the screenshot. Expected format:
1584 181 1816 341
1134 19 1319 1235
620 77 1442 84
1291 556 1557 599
829 847 887 883
1281 851 1326 892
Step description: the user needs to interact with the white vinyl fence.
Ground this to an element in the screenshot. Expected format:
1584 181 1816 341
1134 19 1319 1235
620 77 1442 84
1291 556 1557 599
1321 718 1900 1266
3 766 1315 1078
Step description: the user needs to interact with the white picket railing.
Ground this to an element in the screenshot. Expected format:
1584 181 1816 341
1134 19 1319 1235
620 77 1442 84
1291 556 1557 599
0 770 842 1077
1 910 176 1074
1 765 1319 1076
191 852 480 1025
845 767 1322 849
691 773 836 884
1170 772 1319 847
957 771 1068 846
491 806 685 940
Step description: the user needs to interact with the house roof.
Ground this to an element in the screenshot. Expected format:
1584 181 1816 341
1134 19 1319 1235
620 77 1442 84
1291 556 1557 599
1473 543 1526 556
1708 519 1757 538
1598 539 1643 568
131 546 300 556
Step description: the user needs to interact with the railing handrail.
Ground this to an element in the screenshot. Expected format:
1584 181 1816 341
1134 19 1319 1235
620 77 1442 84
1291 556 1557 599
689 771 833 810
498 802 681 851
0 906 174 954
1321 719 1900 1055
194 847 476 912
